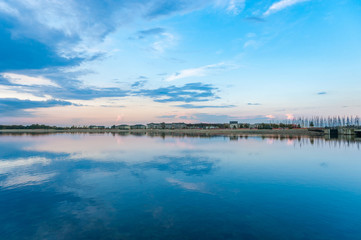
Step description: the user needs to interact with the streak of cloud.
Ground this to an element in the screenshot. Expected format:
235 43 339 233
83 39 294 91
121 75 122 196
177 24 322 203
166 62 238 81
264 0 310 16
138 82 218 103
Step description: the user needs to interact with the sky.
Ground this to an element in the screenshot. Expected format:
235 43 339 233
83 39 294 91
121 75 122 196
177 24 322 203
0 0 360 126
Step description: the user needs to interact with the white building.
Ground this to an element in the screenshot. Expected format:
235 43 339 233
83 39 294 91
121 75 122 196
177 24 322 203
229 121 239 129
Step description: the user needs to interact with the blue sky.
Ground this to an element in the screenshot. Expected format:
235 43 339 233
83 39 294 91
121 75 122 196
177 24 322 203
0 0 360 125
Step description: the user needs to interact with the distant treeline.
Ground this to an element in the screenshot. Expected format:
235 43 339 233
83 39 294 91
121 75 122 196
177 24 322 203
0 124 87 130
0 124 59 130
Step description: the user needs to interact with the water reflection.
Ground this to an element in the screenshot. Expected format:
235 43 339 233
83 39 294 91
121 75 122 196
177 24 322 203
0 134 361 240
2 131 360 145
137 156 217 176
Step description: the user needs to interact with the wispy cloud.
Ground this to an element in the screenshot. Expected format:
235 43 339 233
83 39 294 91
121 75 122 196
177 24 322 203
1 70 129 101
1 73 60 87
131 80 148 88
0 24 83 72
247 102 261 106
227 0 245 15
133 28 166 39
264 0 310 16
151 32 176 53
144 0 209 19
0 1 19 16
0 98 74 116
131 27 176 53
0 0 245 115
1 72 221 108
175 104 235 109
166 62 238 81
244 16 266 23
317 91 327 95
0 0 120 68
158 115 177 119
244 40 260 49
0 0 224 72
50 86 128 101
138 82 218 103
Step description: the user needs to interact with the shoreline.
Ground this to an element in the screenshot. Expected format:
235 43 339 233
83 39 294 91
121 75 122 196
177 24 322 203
0 128 325 136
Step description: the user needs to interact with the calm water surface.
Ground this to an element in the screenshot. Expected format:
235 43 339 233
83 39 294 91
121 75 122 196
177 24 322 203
0 133 360 240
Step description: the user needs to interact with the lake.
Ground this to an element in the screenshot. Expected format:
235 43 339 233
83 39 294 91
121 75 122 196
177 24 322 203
0 133 360 240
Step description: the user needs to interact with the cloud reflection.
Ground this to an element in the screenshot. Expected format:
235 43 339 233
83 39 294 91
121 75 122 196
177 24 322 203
166 178 208 193
139 155 217 176
0 173 56 189
0 157 51 174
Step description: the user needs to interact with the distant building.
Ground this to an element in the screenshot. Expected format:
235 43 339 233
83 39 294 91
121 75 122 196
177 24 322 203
187 123 222 129
249 124 260 129
171 123 187 129
229 121 239 129
116 124 130 130
130 124 147 129
89 125 105 129
147 122 186 129
147 123 162 129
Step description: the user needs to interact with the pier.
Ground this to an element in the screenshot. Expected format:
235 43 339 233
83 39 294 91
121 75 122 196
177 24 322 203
356 130 361 138
324 127 361 138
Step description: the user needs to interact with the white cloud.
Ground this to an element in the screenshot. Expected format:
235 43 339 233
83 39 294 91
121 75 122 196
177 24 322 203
286 113 295 120
0 0 124 58
244 39 260 49
213 0 245 15
151 32 176 53
1 1 221 59
264 0 310 16
0 85 49 101
246 32 257 38
5 0 102 42
0 1 19 16
166 62 238 81
2 73 60 87
227 0 245 15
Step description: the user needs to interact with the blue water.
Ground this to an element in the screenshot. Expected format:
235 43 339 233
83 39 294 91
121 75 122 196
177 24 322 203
0 133 360 240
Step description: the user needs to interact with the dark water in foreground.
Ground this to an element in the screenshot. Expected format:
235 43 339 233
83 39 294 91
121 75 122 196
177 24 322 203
0 133 360 240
